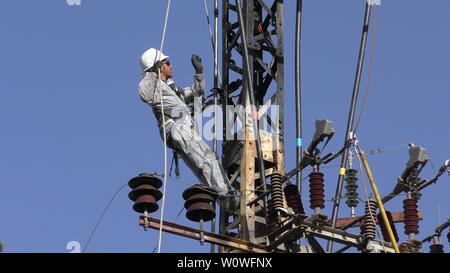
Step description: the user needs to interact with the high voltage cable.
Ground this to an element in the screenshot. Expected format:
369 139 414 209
83 182 128 253
354 4 378 134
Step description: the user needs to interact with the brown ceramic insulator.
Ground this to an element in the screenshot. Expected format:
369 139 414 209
128 173 162 189
429 244 444 253
403 198 420 235
182 184 218 201
266 198 280 235
133 195 158 213
309 172 325 209
283 184 305 214
128 184 162 202
183 185 218 222
361 198 378 241
184 193 215 209
377 210 399 243
186 202 216 222
270 172 285 211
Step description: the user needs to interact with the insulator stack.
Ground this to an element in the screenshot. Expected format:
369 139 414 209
128 173 163 214
266 198 280 235
377 211 399 243
403 198 420 235
361 198 378 241
183 184 218 222
283 184 305 215
429 244 444 253
345 169 359 208
270 172 285 212
309 172 325 210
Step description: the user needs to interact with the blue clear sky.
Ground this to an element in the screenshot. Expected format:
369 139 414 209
0 0 449 253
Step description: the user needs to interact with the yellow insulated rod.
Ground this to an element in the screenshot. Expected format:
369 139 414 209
357 148 401 253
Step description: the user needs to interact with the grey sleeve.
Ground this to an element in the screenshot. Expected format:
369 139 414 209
191 74 205 97
180 74 205 104
138 72 159 104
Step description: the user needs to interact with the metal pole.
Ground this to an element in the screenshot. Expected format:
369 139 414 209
213 1 219 154
327 2 372 252
235 0 268 216
210 0 219 254
295 0 303 190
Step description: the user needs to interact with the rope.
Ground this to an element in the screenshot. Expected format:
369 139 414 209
156 0 172 254
353 4 378 134
152 205 185 253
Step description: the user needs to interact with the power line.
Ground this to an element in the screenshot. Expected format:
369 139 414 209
429 159 442 225
368 142 409 156
83 182 128 253
354 4 378 134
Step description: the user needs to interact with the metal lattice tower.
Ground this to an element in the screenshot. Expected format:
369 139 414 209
129 1 450 254
220 0 286 250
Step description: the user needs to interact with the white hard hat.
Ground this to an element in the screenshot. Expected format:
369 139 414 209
140 48 169 72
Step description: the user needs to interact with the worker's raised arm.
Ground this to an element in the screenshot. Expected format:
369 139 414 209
138 61 163 104
179 55 205 103
191 54 205 97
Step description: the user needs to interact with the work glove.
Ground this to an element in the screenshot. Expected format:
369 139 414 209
148 60 163 73
191 54 203 74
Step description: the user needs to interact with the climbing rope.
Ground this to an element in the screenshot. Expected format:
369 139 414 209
156 0 172 254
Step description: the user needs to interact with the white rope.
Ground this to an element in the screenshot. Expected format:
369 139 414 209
156 0 172 254
152 205 185 253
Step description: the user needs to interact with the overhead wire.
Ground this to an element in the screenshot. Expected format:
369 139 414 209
201 0 222 86
201 0 214 50
428 159 442 224
83 182 129 253
368 142 409 156
353 4 378 134
153 172 257 197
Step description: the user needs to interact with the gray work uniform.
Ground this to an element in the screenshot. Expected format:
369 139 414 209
138 71 230 196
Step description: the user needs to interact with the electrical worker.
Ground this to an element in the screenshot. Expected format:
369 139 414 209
138 48 236 208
